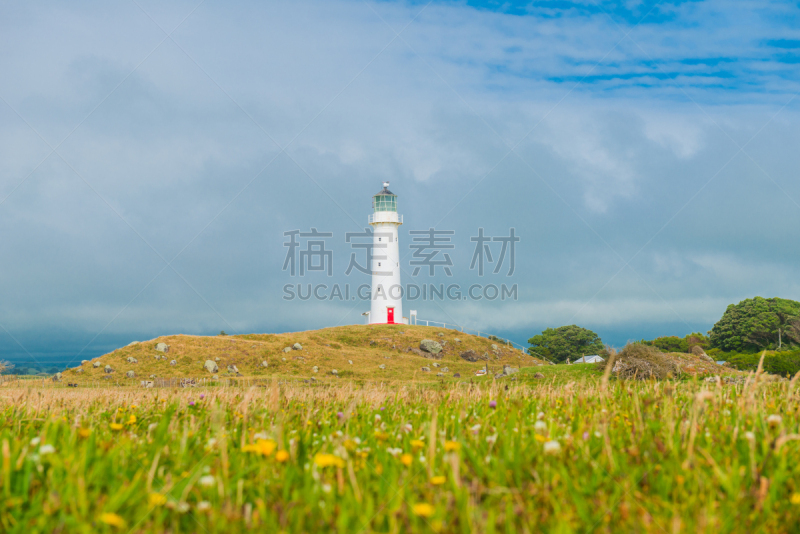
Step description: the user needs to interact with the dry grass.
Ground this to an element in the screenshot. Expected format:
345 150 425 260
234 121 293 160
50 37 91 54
55 325 544 386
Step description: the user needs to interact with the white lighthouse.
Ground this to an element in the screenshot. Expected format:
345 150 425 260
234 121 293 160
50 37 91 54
368 182 405 324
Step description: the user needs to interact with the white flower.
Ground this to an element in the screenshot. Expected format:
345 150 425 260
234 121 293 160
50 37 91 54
594 431 602 438
354 437 361 444
254 432 269 440
30 437 41 446
321 483 332 493
419 455 426 464
39 444 55 455
334 430 343 438
403 423 413 433
205 438 217 450
486 434 497 444
199 475 215 487
386 447 403 457
470 424 481 434
374 414 381 422
176 502 190 513
484 455 492 463
196 501 211 512
745 431 755 442
767 414 782 427
543 440 562 455
534 421 547 432
537 412 545 420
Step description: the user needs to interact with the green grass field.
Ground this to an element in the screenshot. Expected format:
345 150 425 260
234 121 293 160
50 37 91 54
2 368 799 533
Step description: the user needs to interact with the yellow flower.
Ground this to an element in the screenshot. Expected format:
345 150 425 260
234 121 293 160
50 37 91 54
275 450 290 463
314 453 345 468
444 441 460 452
400 454 413 466
110 423 123 431
791 493 800 505
343 439 357 451
676 475 685 485
99 512 126 528
412 503 435 517
127 415 137 425
534 434 546 443
410 439 424 450
242 439 277 457
430 476 446 485
78 428 91 438
148 493 167 506
374 431 389 441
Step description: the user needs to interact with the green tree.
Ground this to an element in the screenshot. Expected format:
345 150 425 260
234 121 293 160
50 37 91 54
527 325 604 363
709 297 800 352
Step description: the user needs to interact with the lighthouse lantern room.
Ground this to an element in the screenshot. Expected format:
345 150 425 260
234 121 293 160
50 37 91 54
368 182 405 324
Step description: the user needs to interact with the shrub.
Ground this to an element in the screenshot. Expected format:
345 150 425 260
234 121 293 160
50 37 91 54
598 343 682 380
727 351 800 377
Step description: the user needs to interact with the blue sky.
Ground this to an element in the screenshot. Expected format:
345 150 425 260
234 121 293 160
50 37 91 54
0 0 799 367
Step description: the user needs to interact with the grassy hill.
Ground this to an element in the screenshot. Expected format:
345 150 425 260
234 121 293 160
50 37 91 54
63 325 547 385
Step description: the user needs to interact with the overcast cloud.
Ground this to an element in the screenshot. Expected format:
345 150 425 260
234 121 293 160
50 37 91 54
1 0 799 366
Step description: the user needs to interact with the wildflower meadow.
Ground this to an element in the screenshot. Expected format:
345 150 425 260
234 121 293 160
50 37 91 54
2 373 800 533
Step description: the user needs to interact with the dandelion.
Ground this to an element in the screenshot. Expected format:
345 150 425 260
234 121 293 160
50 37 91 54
99 512 126 528
110 423 124 431
444 441 460 452
430 475 446 485
543 440 561 455
791 493 800 505
148 493 167 506
199 475 215 487
410 439 424 450
412 503 435 517
78 428 91 438
489 400 497 409
242 439 277 457
39 444 55 455
275 450 290 462
127 415 136 425
767 414 782 427
314 453 345 468
400 453 413 466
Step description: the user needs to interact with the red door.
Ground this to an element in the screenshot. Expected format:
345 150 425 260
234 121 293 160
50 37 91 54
387 307 395 324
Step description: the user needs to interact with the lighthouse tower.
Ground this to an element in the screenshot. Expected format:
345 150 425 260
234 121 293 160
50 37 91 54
368 182 404 324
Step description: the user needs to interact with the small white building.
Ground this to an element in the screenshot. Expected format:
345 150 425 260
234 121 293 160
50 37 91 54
573 355 604 364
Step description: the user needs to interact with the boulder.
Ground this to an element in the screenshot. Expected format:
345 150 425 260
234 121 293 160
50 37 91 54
503 365 519 376
436 372 444 377
459 350 488 362
261 361 269 368
126 371 135 378
127 341 139 346
155 343 169 353
52 372 62 382
212 374 219 380
331 369 338 375
442 367 449 372
93 361 102 368
142 381 154 388
421 366 431 372
170 360 177 366
126 357 138 364
454 338 461 342
214 357 220 362
311 366 319 373
533 372 545 379
283 347 292 353
453 373 461 378
491 344 498 351
149 374 156 379
81 360 88 365
104 365 113 374
227 364 240 374
437 333 444 337
432 362 440 368
292 343 303 350
204 360 219 374
420 340 443 354
378 364 386 370
348 360 353 365
75 368 83 374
